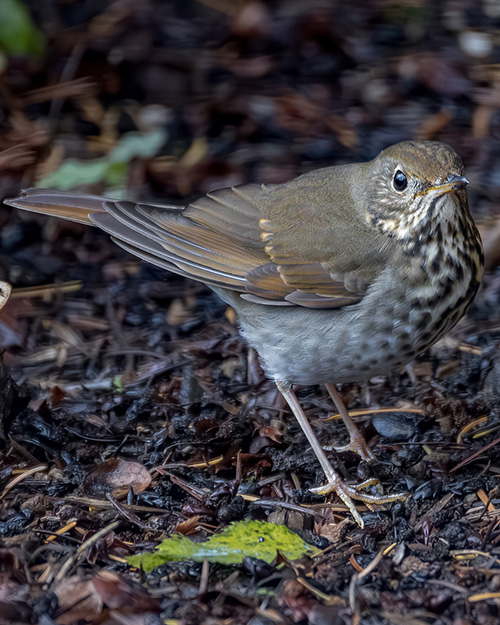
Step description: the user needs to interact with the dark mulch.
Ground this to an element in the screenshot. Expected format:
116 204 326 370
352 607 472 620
1 2 500 624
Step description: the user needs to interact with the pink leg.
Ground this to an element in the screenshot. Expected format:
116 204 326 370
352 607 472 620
324 383 375 461
276 381 406 527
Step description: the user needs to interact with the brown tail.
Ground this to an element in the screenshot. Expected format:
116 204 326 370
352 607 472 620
4 188 107 225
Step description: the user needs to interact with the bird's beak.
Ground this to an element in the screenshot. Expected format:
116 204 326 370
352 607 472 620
433 174 469 195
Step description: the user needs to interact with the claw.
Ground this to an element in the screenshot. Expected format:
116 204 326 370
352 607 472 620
309 477 408 528
275 380 407 528
329 431 376 462
324 383 376 462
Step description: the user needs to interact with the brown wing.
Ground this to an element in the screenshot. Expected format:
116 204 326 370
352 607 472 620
4 183 371 308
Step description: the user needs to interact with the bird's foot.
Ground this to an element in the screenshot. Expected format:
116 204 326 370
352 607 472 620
309 476 407 528
275 380 406 528
323 383 375 462
324 428 376 462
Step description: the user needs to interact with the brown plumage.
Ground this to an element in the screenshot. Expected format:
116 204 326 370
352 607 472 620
5 140 484 527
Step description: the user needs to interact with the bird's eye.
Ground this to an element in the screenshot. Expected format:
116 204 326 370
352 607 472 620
392 170 408 192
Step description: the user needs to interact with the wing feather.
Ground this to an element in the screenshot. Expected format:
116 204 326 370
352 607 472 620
4 179 384 308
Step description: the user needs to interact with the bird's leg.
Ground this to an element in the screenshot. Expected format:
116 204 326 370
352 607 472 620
324 383 375 462
275 380 406 528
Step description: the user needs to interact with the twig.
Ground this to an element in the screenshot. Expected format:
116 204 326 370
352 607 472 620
53 520 120 583
450 435 500 473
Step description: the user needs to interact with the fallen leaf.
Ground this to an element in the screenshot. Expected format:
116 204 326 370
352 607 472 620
53 576 102 625
81 459 152 497
126 519 321 571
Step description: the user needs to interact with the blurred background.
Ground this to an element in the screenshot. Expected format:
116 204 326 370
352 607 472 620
1 1 500 203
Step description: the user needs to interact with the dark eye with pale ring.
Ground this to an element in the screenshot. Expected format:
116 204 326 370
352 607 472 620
393 170 408 192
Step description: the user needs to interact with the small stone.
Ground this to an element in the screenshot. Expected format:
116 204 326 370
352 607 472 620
489 574 500 591
483 0 500 18
308 604 347 625
372 412 417 441
459 30 493 58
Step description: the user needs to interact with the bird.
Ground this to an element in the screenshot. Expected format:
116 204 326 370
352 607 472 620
4 140 484 527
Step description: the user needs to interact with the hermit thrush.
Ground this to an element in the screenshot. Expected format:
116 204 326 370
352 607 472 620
5 141 483 527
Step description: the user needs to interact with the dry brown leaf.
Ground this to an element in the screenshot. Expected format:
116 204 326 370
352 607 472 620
53 576 103 625
81 459 152 497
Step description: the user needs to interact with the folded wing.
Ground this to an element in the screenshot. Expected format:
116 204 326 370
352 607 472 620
5 184 368 308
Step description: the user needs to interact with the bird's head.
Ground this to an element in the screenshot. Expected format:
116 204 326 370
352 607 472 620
365 140 469 242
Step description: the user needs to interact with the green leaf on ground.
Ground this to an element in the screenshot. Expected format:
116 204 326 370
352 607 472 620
0 0 45 56
126 519 321 572
38 159 111 190
37 129 167 190
109 130 167 162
